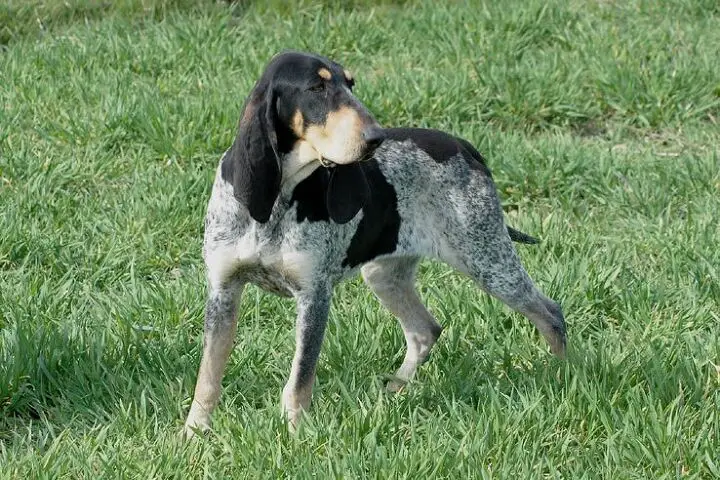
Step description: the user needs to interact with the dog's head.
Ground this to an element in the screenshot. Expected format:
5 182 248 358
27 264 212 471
224 51 384 224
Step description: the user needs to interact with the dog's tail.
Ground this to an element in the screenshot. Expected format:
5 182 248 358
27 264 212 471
507 226 540 244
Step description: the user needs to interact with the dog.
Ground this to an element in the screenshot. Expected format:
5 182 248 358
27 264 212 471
183 51 566 437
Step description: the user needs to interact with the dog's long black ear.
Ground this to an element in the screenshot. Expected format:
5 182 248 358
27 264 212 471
222 80 281 223
326 164 370 224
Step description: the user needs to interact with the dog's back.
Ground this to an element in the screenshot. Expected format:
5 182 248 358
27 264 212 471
356 128 509 268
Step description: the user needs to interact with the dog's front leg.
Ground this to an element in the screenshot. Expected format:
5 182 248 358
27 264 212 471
281 284 331 430
184 280 243 438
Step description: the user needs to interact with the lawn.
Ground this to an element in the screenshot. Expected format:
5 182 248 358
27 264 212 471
1 0 719 477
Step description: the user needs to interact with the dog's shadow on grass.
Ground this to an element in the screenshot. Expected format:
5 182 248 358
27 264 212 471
0 322 203 443
4 323 695 443
412 355 569 411
401 338 697 420
399 343 621 414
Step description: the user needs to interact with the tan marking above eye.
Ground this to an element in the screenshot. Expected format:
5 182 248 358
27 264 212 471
292 110 305 137
343 69 353 82
318 68 332 80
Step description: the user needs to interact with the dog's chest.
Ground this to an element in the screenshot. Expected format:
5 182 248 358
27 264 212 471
204 222 319 297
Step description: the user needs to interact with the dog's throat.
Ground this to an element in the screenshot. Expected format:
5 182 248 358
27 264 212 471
283 161 321 189
281 142 336 192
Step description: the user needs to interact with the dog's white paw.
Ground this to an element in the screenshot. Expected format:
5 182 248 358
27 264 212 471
181 419 211 440
281 385 311 433
386 376 408 393
182 402 212 440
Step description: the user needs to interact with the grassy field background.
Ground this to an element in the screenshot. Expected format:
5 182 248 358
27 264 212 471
1 0 719 477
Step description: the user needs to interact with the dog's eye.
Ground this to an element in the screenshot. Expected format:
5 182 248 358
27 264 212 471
309 83 326 93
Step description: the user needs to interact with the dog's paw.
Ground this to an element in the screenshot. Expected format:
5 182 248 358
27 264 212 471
181 420 210 441
385 376 408 393
281 385 311 433
182 403 212 440
280 403 306 433
286 412 301 433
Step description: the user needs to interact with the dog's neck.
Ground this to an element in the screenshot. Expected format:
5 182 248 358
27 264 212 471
281 140 325 195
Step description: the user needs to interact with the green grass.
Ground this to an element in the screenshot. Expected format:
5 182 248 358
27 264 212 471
1 0 719 477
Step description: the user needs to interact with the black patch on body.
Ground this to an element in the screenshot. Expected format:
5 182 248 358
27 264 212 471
289 160 400 267
291 168 332 222
384 127 492 177
341 161 400 267
326 164 371 224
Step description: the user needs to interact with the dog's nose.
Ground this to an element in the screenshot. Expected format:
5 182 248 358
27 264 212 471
362 126 386 149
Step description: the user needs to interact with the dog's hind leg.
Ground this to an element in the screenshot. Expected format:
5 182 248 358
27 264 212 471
362 257 444 392
184 279 244 438
457 236 567 358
